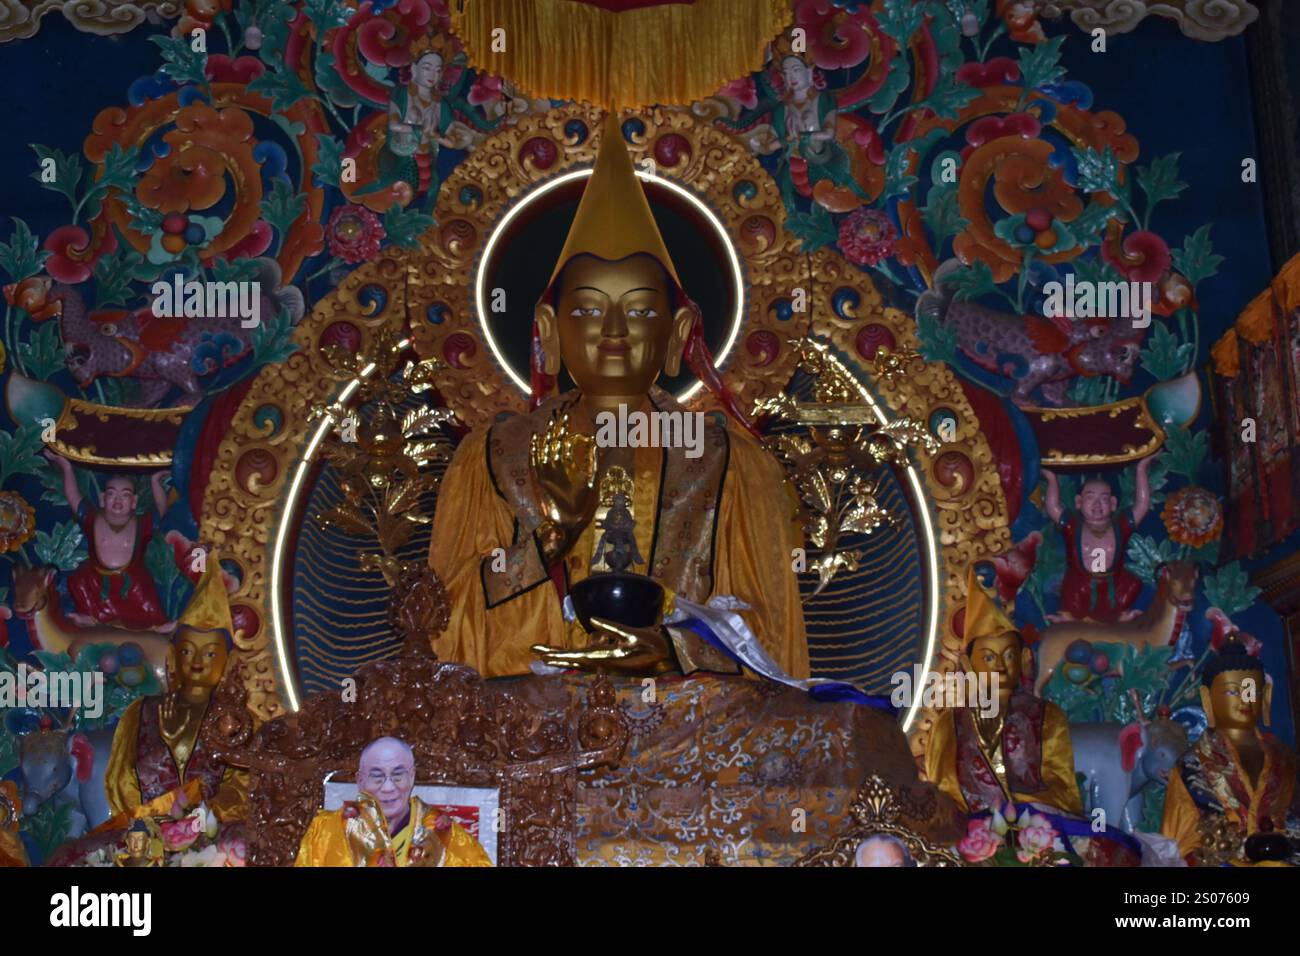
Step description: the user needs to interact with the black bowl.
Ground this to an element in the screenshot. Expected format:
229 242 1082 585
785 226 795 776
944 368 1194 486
570 573 665 632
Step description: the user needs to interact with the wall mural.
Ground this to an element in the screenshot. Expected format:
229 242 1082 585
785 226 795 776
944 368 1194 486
0 0 1293 877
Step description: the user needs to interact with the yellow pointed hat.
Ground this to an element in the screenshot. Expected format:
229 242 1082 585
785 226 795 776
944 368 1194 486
962 565 1019 650
178 557 234 639
544 112 682 295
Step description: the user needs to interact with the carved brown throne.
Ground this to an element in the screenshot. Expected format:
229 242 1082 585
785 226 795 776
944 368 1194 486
207 643 629 866
794 774 966 867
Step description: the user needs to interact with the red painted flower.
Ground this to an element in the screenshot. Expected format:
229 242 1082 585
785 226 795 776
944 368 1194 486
1102 228 1172 283
44 222 117 284
956 57 1020 88
716 76 758 110
838 208 897 266
204 54 266 84
795 0 877 71
355 0 436 67
327 204 386 263
468 73 505 106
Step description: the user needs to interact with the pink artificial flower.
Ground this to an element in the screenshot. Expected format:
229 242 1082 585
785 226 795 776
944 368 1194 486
218 833 247 867
160 814 203 852
1015 812 1058 863
326 204 386 264
957 818 1001 863
838 208 897 266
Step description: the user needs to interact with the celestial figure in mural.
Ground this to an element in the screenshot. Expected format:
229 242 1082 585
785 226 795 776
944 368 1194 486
1161 638 1297 865
295 736 492 867
364 38 493 207
1041 455 1158 624
43 451 171 631
854 834 915 868
103 562 247 823
428 115 807 679
925 569 1083 816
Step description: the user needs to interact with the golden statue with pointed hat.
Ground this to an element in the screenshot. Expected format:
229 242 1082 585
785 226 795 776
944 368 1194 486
923 566 1082 816
427 112 808 679
104 558 248 824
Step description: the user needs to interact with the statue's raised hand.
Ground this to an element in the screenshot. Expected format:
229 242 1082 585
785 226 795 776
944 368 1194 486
532 618 675 675
529 411 598 549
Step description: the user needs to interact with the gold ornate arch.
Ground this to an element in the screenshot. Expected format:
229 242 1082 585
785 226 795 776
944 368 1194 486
201 106 1009 759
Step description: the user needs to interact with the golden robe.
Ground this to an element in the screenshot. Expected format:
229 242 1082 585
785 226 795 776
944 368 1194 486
295 796 493 867
104 696 248 823
1161 728 1296 863
925 694 1083 816
429 388 808 679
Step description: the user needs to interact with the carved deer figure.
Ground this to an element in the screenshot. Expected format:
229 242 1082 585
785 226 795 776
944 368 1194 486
11 564 172 689
1033 560 1198 696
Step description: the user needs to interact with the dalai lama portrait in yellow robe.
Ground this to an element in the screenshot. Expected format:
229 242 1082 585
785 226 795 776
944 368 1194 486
428 114 808 680
296 737 491 867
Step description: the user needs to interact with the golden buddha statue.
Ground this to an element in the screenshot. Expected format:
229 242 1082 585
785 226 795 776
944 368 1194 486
428 114 808 679
114 819 162 867
1161 638 1297 865
104 561 248 823
925 568 1082 816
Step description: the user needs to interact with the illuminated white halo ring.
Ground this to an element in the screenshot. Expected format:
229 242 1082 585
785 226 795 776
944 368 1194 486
474 168 746 404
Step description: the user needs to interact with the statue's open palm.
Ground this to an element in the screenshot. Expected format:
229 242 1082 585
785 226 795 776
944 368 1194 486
529 411 597 531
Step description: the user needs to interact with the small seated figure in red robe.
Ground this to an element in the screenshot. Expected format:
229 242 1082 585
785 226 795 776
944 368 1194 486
1041 455 1156 624
44 451 171 631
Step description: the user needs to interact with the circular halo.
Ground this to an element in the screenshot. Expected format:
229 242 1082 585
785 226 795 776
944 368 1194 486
474 168 746 403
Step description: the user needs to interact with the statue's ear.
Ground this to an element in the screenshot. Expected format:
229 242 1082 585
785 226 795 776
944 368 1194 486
1199 685 1215 730
958 651 974 674
1020 646 1034 686
663 304 695 378
535 302 561 377
1262 675 1273 728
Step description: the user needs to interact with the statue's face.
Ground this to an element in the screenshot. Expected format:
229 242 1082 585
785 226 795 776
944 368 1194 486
357 739 415 824
1207 670 1264 730
414 53 442 88
781 56 813 94
101 477 137 521
968 631 1022 709
173 628 228 689
538 254 692 398
126 831 147 856
1076 480 1117 526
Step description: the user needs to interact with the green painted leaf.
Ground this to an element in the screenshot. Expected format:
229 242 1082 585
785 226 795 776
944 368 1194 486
33 521 87 572
312 134 346 190
1067 202 1120 247
247 67 312 112
1171 224 1224 288
148 34 209 88
0 424 46 487
947 259 999 302
1139 321 1194 381
260 178 307 238
0 217 51 283
16 321 65 381
251 306 299 366
876 0 927 45
922 182 967 250
1072 145 1122 197
1126 533 1175 586
1136 152 1187 211
1201 561 1260 616
1018 35 1066 92
784 206 836 252
1160 425 1208 482
382 205 436 249
29 145 83 209
881 143 919 202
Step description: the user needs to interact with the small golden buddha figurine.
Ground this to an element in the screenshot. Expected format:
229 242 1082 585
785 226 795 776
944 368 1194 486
114 819 162 867
427 114 808 680
104 561 248 823
1161 638 1297 865
925 568 1083 816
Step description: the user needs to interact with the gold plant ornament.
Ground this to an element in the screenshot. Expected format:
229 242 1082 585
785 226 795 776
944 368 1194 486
758 338 938 596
